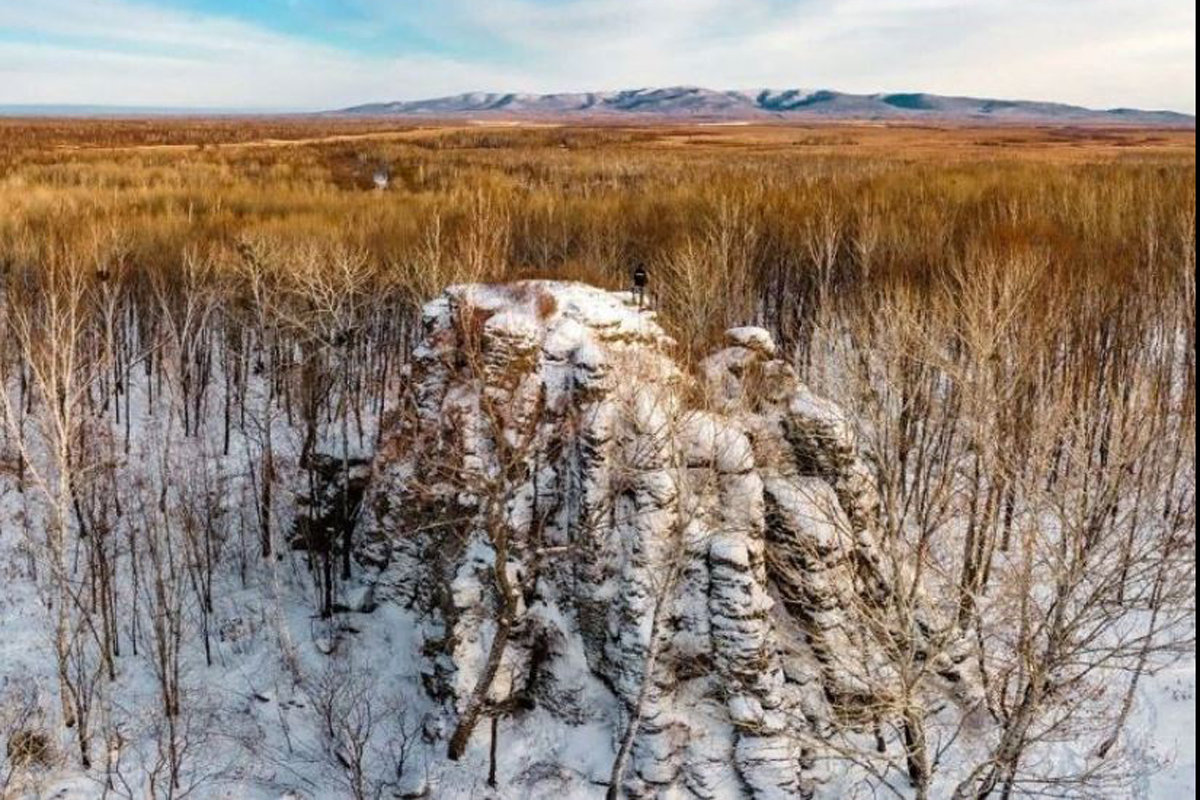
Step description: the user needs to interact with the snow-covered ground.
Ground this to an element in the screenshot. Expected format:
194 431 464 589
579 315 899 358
1135 658 1197 798
0 281 1195 800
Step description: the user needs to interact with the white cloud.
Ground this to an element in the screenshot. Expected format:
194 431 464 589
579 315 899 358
0 1 519 108
0 0 1193 112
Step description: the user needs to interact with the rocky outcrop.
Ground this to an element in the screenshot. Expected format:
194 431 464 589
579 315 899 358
356 281 975 799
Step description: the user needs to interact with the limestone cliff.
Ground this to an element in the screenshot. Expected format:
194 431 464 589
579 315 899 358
356 281 975 799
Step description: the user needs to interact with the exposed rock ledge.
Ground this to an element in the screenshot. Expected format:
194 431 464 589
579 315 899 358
356 281 977 799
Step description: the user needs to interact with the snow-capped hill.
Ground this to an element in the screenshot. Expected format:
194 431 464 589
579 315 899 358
335 87 1196 126
354 281 980 798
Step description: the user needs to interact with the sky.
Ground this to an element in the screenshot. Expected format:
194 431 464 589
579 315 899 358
0 0 1194 112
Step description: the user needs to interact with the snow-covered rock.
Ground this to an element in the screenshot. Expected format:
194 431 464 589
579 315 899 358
357 281 973 799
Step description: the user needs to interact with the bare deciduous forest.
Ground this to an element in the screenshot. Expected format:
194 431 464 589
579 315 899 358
0 119 1194 799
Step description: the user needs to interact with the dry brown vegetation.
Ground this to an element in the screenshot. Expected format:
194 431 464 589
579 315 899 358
0 118 1194 798
2 118 1193 346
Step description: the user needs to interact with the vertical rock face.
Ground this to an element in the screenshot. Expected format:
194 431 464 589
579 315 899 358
357 282 972 799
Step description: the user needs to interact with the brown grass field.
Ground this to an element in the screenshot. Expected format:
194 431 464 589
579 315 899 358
1 117 1193 347
0 115 1192 390
2 116 1194 156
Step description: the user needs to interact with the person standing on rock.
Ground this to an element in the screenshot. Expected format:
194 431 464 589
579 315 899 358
631 262 648 309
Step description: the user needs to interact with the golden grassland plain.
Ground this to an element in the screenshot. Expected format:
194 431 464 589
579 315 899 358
0 117 1194 358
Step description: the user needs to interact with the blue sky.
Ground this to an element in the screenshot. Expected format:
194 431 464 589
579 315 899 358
1 0 1194 112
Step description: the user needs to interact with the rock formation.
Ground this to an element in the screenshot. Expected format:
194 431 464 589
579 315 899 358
355 281 976 799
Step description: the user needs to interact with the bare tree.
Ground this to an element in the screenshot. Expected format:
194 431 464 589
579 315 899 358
1 681 44 800
0 254 107 767
307 660 423 800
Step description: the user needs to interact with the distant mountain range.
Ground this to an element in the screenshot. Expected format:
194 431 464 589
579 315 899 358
336 86 1195 126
